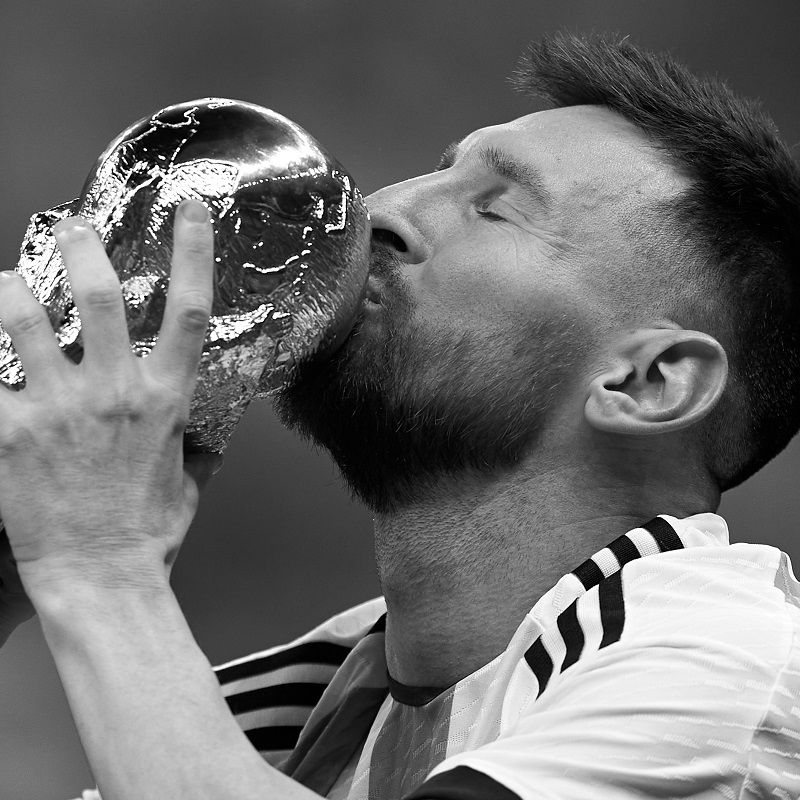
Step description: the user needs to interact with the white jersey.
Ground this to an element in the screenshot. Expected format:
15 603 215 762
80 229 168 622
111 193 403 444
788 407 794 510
78 512 800 799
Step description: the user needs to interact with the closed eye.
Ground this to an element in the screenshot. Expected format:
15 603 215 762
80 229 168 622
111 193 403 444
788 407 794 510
476 206 505 222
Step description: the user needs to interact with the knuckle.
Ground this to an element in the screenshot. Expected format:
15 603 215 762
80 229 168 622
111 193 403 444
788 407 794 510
84 285 122 309
98 382 144 419
176 296 211 333
5 310 46 335
144 380 187 416
141 386 189 437
0 417 35 457
101 398 141 420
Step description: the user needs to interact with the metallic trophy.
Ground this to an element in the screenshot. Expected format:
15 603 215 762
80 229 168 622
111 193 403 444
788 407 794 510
1 97 371 454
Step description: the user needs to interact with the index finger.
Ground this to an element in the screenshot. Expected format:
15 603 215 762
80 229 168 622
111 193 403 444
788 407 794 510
148 200 214 393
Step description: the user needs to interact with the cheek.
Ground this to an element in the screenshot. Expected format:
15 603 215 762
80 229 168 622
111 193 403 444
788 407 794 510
409 237 581 336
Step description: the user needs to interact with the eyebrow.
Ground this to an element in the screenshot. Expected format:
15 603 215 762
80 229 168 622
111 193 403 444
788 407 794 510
436 138 552 211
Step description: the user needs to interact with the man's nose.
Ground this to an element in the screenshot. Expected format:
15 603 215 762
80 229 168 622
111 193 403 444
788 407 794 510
365 177 435 265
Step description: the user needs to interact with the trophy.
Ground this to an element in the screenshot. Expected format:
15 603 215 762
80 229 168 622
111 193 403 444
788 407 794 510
0 97 371 454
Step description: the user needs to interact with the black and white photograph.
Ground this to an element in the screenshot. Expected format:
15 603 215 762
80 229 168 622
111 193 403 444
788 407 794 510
2 2 800 798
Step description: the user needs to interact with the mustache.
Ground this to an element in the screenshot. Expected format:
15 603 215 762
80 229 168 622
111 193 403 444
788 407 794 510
369 241 404 280
368 242 414 311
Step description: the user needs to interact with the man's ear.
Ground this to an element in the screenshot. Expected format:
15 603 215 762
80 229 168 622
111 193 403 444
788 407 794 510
584 328 728 435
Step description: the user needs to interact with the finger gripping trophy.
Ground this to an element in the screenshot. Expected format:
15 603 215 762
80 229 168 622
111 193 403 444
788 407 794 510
1 98 371 453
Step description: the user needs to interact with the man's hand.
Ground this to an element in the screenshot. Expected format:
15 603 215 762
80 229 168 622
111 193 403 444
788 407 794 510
0 450 221 649
0 200 322 800
0 199 214 597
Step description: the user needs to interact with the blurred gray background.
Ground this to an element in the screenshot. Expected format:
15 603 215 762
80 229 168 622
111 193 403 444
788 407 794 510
1 1 800 797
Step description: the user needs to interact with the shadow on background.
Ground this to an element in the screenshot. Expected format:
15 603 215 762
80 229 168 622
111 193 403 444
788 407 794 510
2 1 800 797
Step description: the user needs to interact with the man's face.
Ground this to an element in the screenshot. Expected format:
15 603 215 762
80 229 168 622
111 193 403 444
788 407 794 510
274 105 688 513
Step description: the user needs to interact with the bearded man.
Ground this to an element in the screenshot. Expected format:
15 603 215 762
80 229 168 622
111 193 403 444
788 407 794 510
1 32 799 800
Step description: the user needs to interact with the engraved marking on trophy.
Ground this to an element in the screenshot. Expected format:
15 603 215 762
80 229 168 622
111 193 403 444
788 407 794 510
83 118 198 231
152 106 200 131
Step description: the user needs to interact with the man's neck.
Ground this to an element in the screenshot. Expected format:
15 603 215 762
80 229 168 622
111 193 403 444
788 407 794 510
374 454 718 691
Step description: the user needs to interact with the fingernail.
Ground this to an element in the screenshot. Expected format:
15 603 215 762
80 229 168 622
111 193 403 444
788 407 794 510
53 216 91 239
179 200 209 223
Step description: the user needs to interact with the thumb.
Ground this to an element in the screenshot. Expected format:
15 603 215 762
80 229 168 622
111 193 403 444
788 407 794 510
183 452 224 493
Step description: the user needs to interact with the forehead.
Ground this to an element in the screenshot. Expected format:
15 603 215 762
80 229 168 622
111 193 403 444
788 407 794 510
456 105 689 209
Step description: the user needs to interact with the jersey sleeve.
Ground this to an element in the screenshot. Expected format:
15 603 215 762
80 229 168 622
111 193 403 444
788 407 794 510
405 580 800 799
64 598 387 800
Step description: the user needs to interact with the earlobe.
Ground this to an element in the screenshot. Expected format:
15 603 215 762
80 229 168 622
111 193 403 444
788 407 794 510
584 329 728 436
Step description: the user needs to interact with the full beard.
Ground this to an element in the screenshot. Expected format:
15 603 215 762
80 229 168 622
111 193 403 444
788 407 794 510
272 246 588 514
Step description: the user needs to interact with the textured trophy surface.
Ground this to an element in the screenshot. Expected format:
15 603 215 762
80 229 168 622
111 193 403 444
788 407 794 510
1 98 371 453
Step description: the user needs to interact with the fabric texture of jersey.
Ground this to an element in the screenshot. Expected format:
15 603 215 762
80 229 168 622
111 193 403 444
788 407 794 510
74 512 800 799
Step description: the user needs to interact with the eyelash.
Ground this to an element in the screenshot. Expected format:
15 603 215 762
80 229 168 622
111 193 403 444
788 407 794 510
476 206 505 222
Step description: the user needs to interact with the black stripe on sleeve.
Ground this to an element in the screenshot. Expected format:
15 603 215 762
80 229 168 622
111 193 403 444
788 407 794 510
225 681 328 715
557 598 585 672
244 725 303 752
607 533 642 569
215 641 351 685
403 766 521 800
642 516 683 552
523 635 553 698
571 556 605 590
598 570 625 649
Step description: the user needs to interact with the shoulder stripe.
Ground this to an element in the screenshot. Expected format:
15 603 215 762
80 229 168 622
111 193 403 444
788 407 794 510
215 641 350 685
211 601 386 765
570 516 683 592
606 533 642 569
598 570 625 648
404 765 520 800
524 570 628 697
572 557 605 590
523 518 669 696
523 636 553 698
225 682 327 715
557 598 584 672
641 515 684 551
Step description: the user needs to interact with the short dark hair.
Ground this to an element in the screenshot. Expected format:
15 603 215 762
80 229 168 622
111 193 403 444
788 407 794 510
511 32 800 491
